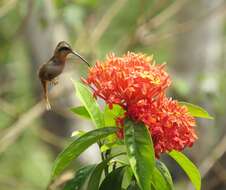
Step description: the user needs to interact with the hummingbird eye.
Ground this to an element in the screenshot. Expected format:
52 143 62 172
58 46 71 52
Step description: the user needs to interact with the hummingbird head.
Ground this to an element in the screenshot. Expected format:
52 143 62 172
55 41 73 55
54 41 90 67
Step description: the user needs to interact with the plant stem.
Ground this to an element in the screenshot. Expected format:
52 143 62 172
104 149 110 175
98 140 108 176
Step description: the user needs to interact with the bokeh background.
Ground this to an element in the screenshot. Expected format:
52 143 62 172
0 0 226 189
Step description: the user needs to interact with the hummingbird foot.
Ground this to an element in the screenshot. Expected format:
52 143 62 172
45 95 51 110
51 78 59 86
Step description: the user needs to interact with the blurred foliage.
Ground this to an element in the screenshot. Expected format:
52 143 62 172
0 130 52 190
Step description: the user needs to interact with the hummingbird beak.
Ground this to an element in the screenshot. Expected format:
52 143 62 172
72 51 91 67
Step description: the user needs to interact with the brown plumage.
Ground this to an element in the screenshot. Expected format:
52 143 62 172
38 41 90 110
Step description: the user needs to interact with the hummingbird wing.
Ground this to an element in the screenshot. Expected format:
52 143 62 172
38 60 64 81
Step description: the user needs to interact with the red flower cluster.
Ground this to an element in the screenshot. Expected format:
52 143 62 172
83 52 197 157
127 94 197 157
85 53 170 109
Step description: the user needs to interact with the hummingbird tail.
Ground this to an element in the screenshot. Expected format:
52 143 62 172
41 80 51 110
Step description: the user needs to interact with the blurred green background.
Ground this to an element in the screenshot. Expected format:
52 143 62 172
0 0 226 189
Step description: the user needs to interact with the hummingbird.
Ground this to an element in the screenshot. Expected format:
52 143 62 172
38 41 90 110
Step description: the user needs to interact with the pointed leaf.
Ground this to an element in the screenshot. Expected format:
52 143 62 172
122 167 133 189
124 118 155 190
74 81 105 128
104 104 125 126
51 127 117 179
87 153 125 190
156 161 174 189
152 160 174 190
100 144 112 152
99 166 126 190
127 181 140 190
168 150 201 190
87 160 108 190
71 130 86 138
180 102 213 119
70 106 91 119
63 164 96 190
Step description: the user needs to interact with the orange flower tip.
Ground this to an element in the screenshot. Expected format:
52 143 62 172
147 54 154 62
80 77 88 84
159 63 167 70
107 52 115 59
109 103 113 109
161 62 167 67
116 128 124 139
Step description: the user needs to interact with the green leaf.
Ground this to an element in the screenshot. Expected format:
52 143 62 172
63 164 96 190
99 166 126 190
180 102 213 119
100 144 112 152
104 104 125 126
71 130 86 138
87 160 108 190
122 167 133 189
100 133 120 152
127 181 140 190
74 81 105 128
124 118 155 190
51 127 117 180
156 161 174 189
152 161 174 190
70 106 91 119
87 153 125 190
168 150 201 190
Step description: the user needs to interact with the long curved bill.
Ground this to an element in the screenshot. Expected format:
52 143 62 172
72 51 91 67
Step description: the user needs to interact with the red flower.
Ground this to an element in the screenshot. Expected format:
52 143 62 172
127 94 197 157
84 52 171 109
83 52 197 157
